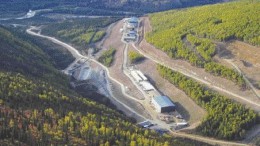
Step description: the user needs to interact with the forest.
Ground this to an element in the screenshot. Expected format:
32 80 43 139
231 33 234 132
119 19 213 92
146 0 259 86
98 48 116 67
157 65 258 140
0 26 212 145
0 26 69 85
0 0 227 15
42 17 119 50
26 36 75 70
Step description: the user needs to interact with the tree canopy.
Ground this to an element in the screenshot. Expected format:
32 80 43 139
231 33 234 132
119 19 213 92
157 65 258 140
0 26 212 145
147 0 259 86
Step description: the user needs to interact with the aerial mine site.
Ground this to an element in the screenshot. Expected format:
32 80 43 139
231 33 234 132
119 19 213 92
0 1 259 145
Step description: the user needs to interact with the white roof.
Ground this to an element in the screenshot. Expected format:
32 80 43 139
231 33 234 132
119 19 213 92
140 81 154 91
131 70 142 82
128 30 137 34
128 17 139 23
124 36 136 40
127 23 135 28
136 70 147 81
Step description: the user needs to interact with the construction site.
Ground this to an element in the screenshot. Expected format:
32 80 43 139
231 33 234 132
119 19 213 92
26 14 260 145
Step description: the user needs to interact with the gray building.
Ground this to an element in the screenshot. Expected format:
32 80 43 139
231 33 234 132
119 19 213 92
152 96 176 113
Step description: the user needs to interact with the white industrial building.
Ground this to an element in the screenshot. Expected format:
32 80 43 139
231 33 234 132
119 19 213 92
152 96 176 113
130 70 155 91
136 70 147 81
131 70 143 82
140 81 154 91
130 70 148 82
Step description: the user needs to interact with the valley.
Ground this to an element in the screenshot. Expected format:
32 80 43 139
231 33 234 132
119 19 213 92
0 0 259 145
26 16 259 146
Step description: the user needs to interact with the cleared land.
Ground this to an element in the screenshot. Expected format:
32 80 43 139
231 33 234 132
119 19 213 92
128 45 206 125
227 41 260 91
27 27 149 123
139 17 260 111
26 19 255 146
138 16 260 141
99 20 144 100
215 40 260 98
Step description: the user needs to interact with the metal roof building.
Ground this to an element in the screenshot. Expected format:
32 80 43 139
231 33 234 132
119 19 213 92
152 96 176 113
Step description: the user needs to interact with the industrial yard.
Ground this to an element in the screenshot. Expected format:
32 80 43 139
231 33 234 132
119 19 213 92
120 17 190 130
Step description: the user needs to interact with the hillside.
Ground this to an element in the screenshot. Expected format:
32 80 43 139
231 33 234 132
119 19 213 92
41 17 119 51
0 0 228 15
0 26 212 145
146 0 260 86
157 65 258 140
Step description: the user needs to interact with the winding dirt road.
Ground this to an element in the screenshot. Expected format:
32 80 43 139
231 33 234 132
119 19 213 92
132 43 260 109
133 17 260 110
26 26 147 121
27 26 251 146
224 59 260 99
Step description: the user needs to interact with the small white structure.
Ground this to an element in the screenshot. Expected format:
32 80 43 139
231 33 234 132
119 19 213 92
124 17 138 22
126 23 136 29
124 34 136 41
130 70 143 82
136 70 147 81
127 30 137 34
140 81 154 91
124 17 139 30
176 122 188 126
130 70 155 91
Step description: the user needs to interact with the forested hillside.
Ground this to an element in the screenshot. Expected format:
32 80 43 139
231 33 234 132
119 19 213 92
0 26 70 85
147 0 260 87
42 18 119 50
0 0 227 14
157 65 258 140
0 26 211 145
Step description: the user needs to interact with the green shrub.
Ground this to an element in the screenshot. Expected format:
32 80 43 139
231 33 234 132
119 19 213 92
98 48 116 67
128 51 145 64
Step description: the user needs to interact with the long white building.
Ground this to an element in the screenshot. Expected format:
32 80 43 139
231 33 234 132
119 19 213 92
130 70 143 82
